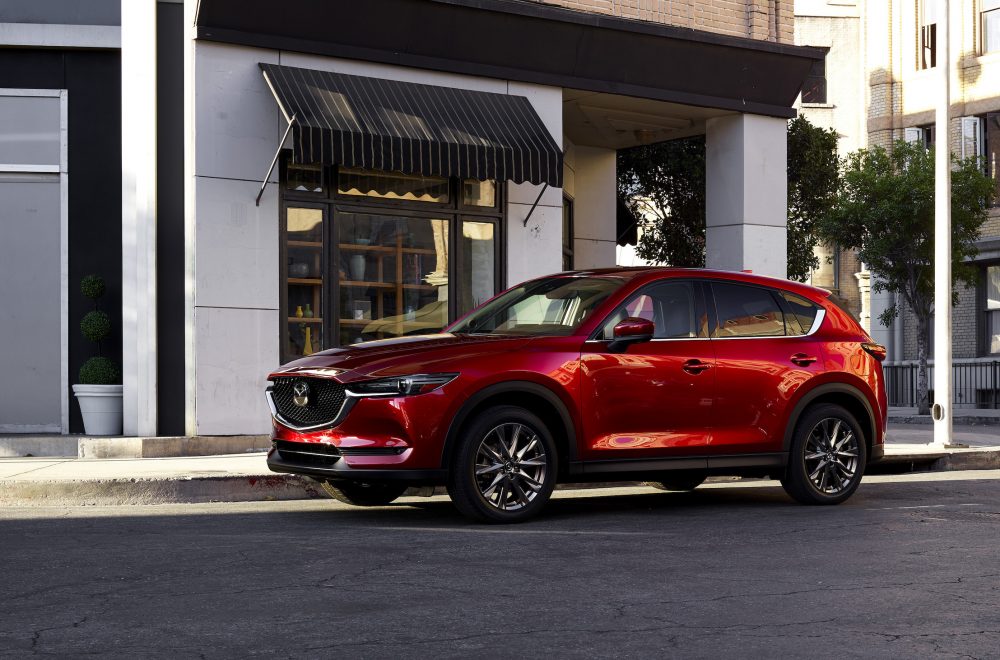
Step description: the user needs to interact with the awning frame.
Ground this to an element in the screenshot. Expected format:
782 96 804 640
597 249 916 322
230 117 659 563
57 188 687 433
255 112 296 207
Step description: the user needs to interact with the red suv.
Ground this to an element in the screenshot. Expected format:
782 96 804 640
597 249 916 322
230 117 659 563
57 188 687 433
266 268 886 522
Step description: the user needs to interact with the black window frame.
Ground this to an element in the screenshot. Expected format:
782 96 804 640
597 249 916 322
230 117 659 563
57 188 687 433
562 194 574 271
278 153 506 363
980 261 1000 356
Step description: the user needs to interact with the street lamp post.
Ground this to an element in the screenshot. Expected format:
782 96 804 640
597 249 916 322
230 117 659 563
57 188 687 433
932 0 952 448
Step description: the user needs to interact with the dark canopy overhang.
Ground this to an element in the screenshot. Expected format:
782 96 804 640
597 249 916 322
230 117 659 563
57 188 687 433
197 0 825 120
260 63 562 186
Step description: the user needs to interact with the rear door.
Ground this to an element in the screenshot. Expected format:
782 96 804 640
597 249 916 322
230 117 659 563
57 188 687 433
706 281 826 455
580 280 716 460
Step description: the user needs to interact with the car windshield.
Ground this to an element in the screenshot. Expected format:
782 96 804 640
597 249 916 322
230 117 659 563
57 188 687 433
449 276 623 337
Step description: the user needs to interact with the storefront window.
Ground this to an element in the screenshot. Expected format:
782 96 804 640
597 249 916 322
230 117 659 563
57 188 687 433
462 179 496 207
280 160 503 362
285 163 324 193
459 220 496 316
337 213 449 345
338 168 450 203
285 207 325 358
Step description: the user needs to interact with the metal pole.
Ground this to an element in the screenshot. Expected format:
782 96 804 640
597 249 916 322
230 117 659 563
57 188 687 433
932 0 953 447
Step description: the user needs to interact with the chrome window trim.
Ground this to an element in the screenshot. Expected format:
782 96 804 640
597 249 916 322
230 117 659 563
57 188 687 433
265 387 348 432
582 308 827 344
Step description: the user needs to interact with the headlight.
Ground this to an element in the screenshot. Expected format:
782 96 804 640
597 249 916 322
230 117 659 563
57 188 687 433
345 373 458 397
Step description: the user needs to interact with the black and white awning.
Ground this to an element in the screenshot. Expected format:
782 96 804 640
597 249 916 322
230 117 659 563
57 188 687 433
260 63 563 187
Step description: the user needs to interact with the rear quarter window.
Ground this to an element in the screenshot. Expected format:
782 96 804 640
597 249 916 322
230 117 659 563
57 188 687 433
780 292 822 336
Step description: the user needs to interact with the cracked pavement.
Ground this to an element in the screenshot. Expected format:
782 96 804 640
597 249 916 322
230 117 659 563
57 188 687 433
1 471 999 658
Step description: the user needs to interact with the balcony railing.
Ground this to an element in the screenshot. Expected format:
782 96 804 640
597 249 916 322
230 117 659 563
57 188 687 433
883 361 1000 409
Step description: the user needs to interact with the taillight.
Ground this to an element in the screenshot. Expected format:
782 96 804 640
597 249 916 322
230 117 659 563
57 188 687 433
862 343 887 362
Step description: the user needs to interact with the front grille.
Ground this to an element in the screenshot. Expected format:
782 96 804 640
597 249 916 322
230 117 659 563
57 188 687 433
270 377 347 428
275 440 342 467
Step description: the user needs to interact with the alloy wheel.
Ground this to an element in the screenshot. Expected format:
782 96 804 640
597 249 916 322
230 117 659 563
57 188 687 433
803 417 860 495
474 422 548 511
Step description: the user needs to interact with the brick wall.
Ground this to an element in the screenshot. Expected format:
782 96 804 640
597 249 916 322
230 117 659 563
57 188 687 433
901 283 978 361
534 0 794 42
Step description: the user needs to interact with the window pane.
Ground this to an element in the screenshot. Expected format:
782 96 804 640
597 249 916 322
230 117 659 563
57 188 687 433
781 292 821 336
285 207 324 360
601 282 702 340
0 95 60 166
459 220 496 316
986 10 1000 54
462 179 496 207
338 168 449 203
337 213 449 344
285 163 323 193
989 311 1000 354
987 266 1000 310
712 283 785 338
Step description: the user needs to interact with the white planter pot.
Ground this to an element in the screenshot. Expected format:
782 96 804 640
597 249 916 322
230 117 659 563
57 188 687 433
72 384 124 436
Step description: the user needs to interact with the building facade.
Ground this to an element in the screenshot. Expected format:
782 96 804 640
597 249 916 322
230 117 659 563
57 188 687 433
1 0 819 438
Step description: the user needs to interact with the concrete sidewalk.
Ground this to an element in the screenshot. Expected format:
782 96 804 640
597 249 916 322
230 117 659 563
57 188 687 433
2 442 999 507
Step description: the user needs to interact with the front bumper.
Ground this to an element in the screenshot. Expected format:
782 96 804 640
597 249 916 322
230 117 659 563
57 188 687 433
267 448 446 484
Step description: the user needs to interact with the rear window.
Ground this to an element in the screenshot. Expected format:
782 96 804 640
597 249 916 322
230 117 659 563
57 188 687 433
781 292 821 336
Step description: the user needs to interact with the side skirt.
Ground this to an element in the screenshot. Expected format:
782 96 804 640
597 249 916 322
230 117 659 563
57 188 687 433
565 453 788 481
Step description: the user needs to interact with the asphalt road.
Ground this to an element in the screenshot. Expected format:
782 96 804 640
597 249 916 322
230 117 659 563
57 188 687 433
2 473 999 659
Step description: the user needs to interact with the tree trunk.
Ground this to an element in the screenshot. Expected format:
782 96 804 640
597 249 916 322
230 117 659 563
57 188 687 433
915 314 931 416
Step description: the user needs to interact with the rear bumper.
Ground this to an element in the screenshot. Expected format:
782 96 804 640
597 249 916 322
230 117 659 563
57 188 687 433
267 451 447 484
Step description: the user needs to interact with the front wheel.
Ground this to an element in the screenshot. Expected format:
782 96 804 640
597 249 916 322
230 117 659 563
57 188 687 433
321 480 409 506
781 404 867 505
447 406 557 523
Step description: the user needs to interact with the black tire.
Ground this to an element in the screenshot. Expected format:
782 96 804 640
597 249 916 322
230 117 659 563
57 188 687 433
646 472 707 492
321 480 408 506
447 405 558 523
781 403 867 505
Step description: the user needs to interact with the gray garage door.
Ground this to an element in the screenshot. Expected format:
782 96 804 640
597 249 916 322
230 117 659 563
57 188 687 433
0 91 65 433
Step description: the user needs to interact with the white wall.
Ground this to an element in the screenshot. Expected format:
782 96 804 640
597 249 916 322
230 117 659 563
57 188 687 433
188 40 563 434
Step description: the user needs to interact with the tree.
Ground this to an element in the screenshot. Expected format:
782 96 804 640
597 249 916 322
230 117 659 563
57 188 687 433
616 116 839 278
617 136 706 268
816 140 996 415
786 116 840 281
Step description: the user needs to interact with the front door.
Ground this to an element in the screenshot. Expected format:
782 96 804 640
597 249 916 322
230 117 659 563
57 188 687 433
580 280 715 460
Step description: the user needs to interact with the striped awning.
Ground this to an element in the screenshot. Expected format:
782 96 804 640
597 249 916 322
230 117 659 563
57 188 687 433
260 63 562 187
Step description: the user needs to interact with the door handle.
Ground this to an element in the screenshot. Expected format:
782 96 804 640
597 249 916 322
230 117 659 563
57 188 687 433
790 353 818 367
682 359 712 375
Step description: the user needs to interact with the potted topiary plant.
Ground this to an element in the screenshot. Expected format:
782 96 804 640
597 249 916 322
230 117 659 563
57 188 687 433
72 274 123 435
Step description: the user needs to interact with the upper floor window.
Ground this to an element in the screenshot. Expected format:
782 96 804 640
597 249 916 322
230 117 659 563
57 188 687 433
960 114 1000 206
904 124 935 149
920 0 940 69
984 0 1000 54
801 50 829 105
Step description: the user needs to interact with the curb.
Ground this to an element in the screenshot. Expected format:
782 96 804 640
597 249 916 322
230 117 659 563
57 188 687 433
888 415 1000 427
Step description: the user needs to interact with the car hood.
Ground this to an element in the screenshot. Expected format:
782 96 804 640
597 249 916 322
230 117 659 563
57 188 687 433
271 333 532 380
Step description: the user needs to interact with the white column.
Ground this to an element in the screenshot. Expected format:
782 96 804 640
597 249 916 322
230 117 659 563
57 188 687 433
705 114 788 279
572 146 617 268
932 0 952 447
121 0 158 437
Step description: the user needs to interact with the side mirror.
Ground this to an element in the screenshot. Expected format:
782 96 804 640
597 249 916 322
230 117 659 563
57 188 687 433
609 317 655 353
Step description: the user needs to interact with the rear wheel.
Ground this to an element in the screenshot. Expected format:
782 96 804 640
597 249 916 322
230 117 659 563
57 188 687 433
321 480 408 506
781 403 866 505
447 405 557 523
647 472 707 492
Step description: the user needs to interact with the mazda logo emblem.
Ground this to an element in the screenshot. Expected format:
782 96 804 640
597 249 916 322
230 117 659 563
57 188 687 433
292 380 311 407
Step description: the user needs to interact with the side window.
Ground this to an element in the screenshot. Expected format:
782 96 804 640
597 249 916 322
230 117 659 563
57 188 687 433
600 281 703 340
781 292 821 336
711 283 785 338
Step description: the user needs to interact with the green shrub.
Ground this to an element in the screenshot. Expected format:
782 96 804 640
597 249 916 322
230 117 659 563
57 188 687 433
80 274 106 300
79 357 121 385
80 310 112 343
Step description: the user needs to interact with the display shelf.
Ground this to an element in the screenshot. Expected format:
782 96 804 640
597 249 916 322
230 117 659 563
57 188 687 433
288 317 323 323
288 240 322 248
288 277 322 286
